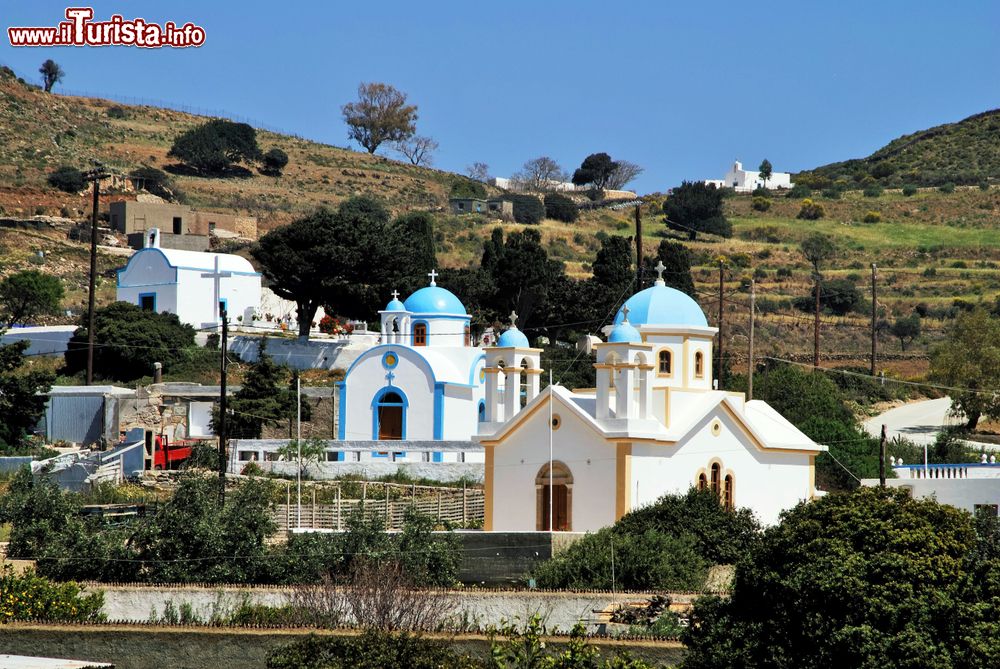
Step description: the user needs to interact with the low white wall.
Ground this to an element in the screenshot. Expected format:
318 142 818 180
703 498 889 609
2 326 77 356
230 336 369 371
257 460 483 483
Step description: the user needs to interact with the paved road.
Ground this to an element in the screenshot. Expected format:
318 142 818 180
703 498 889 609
863 397 960 445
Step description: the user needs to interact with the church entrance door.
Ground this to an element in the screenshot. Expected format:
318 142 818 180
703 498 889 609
375 391 404 440
541 484 569 531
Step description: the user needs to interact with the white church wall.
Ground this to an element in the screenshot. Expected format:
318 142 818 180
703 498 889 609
175 267 259 329
340 347 437 441
490 407 616 532
630 407 813 525
421 317 469 348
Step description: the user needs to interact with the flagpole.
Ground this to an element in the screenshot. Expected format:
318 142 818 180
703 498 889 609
549 369 554 533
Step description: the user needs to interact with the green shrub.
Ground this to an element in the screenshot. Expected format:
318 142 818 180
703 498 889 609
106 106 127 119
130 166 179 201
0 567 105 622
776 267 793 279
862 210 882 223
504 193 545 225
266 631 478 669
863 184 883 198
939 182 956 193
449 179 486 200
796 198 825 220
543 192 579 222
47 166 85 193
821 188 842 199
786 183 812 198
902 184 918 196
751 196 771 212
263 148 289 175
979 180 990 191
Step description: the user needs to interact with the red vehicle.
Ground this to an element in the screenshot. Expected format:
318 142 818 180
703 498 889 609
152 435 195 470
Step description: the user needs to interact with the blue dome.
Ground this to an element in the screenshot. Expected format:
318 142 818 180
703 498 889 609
614 283 707 327
498 327 530 348
384 298 406 311
403 286 467 315
608 321 642 343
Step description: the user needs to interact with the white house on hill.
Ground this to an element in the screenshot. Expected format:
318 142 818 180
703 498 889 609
705 160 794 192
335 272 486 458
477 263 825 531
116 228 261 329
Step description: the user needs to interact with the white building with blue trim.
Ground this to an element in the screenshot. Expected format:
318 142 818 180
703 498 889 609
116 228 261 329
335 272 486 462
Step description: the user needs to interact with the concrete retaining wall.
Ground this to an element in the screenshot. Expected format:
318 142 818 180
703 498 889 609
94 585 677 633
0 625 685 669
230 336 368 371
261 460 484 482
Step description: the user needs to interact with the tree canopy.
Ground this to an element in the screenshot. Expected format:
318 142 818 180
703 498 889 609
0 340 54 449
168 119 262 175
64 302 196 382
480 227 563 328
0 270 64 327
571 152 617 191
663 181 731 240
641 240 696 295
543 192 579 223
341 82 418 154
682 487 998 669
216 338 299 439
262 148 289 176
931 308 1000 429
39 59 63 92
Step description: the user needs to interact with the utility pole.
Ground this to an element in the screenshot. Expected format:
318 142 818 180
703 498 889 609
870 263 878 377
218 308 229 504
83 163 109 385
634 205 643 289
813 271 821 370
879 424 887 487
748 279 755 401
717 259 725 388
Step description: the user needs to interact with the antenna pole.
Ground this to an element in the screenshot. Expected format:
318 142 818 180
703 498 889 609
748 279 755 401
218 308 228 504
871 263 878 376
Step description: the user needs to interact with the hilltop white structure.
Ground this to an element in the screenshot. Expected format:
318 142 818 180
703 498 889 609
705 160 794 192
862 457 1000 515
478 262 825 531
116 228 260 330
335 271 486 461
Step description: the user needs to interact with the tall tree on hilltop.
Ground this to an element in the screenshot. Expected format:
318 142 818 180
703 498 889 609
663 181 731 240
571 153 618 192
606 161 644 190
393 135 437 166
466 162 490 182
341 82 418 154
168 119 262 175
513 156 568 192
39 59 63 92
758 158 773 189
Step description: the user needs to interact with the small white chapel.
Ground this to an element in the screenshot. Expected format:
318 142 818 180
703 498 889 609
477 262 826 531
335 271 487 453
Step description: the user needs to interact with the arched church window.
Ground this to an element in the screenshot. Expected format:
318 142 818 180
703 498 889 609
375 391 405 440
413 323 427 346
697 473 708 491
520 358 530 408
464 326 471 347
710 462 721 495
695 351 704 378
723 474 734 510
658 350 672 375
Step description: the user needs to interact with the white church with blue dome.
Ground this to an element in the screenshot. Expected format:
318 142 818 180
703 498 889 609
336 271 487 453
477 262 827 531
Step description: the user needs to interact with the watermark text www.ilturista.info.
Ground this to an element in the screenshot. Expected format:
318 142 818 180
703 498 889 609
8 7 205 48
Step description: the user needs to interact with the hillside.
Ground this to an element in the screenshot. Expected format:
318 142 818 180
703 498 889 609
796 109 1000 188
0 66 471 231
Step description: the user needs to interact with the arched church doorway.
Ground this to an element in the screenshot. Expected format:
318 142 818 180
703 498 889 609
374 390 405 440
536 461 573 531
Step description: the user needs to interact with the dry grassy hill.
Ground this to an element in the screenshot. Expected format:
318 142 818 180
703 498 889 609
0 66 469 231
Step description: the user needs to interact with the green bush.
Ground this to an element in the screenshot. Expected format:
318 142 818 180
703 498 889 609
979 180 990 191
64 301 196 382
106 106 127 119
863 184 883 198
0 567 104 622
168 119 262 174
504 193 545 225
266 631 479 669
751 196 771 212
902 184 918 196
786 183 812 198
939 182 956 193
862 210 881 223
263 148 289 175
821 187 842 199
543 192 579 222
796 198 825 220
47 166 85 193
449 179 486 200
130 166 180 201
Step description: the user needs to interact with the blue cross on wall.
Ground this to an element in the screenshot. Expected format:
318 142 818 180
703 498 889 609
385 370 396 385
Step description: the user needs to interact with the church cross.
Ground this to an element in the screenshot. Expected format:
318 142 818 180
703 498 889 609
391 289 400 300
654 260 666 281
427 269 438 286
621 305 631 323
509 310 518 328
201 255 232 322
385 370 396 385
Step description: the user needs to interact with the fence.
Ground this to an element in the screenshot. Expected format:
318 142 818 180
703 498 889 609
272 482 484 532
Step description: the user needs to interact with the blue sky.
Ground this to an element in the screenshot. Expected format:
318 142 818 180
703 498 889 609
2 1 998 193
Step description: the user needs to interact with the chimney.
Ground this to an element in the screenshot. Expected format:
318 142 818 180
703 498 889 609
153 362 162 383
